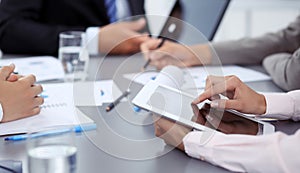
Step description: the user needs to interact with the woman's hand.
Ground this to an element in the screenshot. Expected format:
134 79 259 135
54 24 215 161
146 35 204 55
153 115 191 151
99 18 150 55
141 39 211 69
0 65 44 122
193 75 267 115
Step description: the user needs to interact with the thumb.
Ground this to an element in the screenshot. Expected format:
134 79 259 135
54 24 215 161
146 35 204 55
0 64 15 81
126 18 146 31
141 39 162 53
7 74 19 82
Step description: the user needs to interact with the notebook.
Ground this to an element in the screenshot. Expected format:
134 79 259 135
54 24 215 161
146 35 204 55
0 83 93 136
0 80 124 136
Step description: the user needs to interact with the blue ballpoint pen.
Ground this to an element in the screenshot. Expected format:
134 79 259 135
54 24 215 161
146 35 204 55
4 124 97 141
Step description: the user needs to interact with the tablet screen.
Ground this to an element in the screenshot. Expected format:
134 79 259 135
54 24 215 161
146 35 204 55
147 85 196 121
147 85 259 135
193 103 259 135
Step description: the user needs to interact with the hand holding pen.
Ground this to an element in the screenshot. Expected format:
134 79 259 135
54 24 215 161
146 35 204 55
141 22 178 71
141 38 166 71
140 38 203 70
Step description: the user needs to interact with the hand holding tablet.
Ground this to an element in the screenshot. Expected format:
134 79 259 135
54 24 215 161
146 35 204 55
192 103 261 135
132 66 274 135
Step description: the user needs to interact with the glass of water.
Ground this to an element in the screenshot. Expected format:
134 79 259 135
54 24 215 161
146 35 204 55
27 126 77 173
59 31 89 82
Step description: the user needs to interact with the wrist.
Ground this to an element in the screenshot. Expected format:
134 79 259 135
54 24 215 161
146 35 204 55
258 94 267 114
178 142 185 151
0 102 3 122
189 44 212 66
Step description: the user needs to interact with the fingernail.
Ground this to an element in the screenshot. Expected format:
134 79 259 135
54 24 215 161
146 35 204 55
211 101 218 108
9 63 15 67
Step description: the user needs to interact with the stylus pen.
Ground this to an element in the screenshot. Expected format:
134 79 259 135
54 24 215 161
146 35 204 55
106 90 130 112
141 38 166 71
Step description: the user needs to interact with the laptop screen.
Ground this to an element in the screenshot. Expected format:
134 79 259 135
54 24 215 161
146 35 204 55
159 0 230 43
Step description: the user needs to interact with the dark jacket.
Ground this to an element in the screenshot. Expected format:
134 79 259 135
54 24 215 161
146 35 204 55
0 0 144 55
212 16 300 91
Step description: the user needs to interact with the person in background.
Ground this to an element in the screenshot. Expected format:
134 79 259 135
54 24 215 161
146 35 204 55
154 75 300 173
141 16 300 91
0 0 149 56
0 64 43 122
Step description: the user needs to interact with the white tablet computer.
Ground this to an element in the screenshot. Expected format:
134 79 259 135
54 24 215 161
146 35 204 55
132 80 275 135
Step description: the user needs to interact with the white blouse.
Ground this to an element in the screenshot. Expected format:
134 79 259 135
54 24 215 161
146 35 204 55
183 90 300 173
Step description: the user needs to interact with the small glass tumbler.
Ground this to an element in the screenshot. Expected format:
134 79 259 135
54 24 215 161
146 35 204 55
58 31 89 82
27 126 77 173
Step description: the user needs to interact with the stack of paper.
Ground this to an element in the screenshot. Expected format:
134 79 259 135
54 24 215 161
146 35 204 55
0 56 64 82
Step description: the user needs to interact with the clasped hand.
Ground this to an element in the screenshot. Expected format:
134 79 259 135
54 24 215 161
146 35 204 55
0 64 44 122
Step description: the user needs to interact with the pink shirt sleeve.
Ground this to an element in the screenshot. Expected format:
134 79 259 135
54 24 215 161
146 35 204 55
183 130 300 173
183 90 300 172
263 90 300 121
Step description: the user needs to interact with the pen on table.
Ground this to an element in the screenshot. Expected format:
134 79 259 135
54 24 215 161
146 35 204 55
106 90 130 112
4 124 97 141
141 38 166 71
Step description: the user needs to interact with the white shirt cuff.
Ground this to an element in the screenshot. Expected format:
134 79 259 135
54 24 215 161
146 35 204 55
262 93 294 120
183 130 220 161
86 27 100 55
0 102 4 122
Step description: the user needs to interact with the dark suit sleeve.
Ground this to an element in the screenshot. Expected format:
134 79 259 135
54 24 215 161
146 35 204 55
0 0 85 56
263 48 300 91
211 16 300 65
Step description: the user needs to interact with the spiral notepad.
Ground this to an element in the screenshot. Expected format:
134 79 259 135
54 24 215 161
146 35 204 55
41 103 68 109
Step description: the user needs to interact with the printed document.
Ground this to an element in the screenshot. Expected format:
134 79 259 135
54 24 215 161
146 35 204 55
124 65 271 88
0 56 64 82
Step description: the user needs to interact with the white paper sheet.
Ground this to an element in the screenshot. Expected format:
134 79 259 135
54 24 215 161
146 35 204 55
0 56 64 82
72 80 123 106
124 65 271 88
41 80 122 107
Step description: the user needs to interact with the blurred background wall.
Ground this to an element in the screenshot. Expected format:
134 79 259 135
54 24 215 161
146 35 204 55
214 0 300 42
